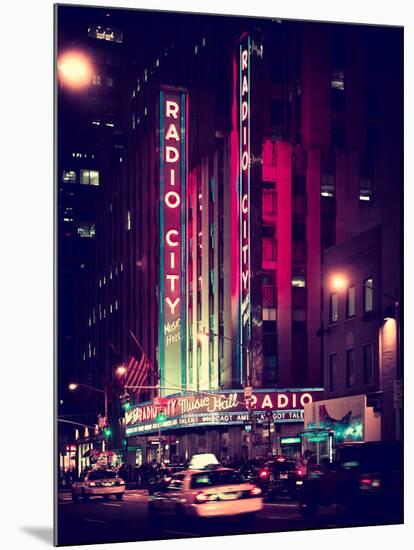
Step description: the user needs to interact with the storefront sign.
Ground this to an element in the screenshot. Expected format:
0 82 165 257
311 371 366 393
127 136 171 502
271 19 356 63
159 87 187 394
125 389 322 436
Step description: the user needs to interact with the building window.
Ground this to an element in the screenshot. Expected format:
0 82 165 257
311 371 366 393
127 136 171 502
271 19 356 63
263 285 276 307
363 344 373 385
321 173 335 197
331 69 345 91
62 170 76 183
329 353 338 392
92 74 102 86
262 189 277 215
127 211 131 231
359 177 373 202
88 25 123 43
330 293 339 323
106 76 114 87
80 169 100 186
263 239 277 261
346 286 355 318
292 272 306 287
346 349 355 388
363 278 374 312
292 221 306 242
77 222 95 238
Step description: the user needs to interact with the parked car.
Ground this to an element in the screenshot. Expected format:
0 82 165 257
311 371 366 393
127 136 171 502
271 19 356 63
299 441 403 520
148 466 263 521
240 456 306 500
72 469 125 502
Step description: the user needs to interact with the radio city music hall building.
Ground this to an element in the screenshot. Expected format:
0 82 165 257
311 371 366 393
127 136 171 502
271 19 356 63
73 12 401 464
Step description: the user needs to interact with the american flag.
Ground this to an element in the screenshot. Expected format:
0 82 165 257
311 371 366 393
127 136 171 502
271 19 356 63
124 353 149 393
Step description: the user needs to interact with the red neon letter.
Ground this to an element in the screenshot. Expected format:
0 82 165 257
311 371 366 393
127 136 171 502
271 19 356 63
242 50 248 70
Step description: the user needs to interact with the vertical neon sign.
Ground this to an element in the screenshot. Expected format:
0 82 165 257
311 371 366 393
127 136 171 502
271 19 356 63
239 36 251 385
159 87 187 396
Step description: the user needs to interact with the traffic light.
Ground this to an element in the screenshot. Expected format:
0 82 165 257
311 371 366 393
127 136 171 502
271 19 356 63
155 409 166 423
104 426 112 438
120 392 131 411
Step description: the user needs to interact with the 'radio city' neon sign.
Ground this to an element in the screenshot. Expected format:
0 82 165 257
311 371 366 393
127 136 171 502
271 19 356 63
239 35 251 383
159 87 187 394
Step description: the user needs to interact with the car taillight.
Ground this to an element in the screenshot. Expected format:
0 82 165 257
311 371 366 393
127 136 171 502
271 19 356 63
89 482 96 487
250 486 262 496
360 477 381 488
296 468 305 477
119 480 125 485
259 469 269 479
164 476 172 483
194 491 208 504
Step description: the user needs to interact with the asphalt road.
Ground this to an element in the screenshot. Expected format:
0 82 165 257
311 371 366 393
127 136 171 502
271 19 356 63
56 490 401 546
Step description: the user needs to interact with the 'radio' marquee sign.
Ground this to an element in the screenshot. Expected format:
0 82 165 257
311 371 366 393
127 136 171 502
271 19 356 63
159 87 187 394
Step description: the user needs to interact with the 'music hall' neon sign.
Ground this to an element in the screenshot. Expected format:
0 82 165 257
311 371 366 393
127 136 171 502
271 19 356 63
159 87 187 395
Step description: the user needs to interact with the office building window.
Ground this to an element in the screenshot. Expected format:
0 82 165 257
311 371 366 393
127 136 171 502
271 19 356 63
263 238 277 261
262 190 277 215
346 286 355 318
359 177 373 202
292 221 306 242
321 173 335 197
77 222 95 238
364 277 374 312
292 272 306 287
92 74 102 86
88 25 123 43
346 349 355 388
329 353 338 392
363 343 374 385
80 169 100 186
330 293 338 323
62 170 76 183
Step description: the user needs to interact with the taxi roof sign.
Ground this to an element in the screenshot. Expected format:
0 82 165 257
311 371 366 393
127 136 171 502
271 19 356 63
188 453 220 470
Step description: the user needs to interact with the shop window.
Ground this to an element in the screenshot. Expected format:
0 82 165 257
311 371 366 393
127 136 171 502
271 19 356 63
359 177 373 202
263 238 277 261
77 222 95 238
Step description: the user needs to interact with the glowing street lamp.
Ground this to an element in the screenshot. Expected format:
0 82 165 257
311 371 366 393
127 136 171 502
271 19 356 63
68 383 78 391
68 382 108 421
115 365 127 377
58 50 93 89
331 274 348 292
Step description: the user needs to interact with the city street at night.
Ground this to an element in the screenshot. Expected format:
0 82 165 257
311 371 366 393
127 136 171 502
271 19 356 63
57 489 399 546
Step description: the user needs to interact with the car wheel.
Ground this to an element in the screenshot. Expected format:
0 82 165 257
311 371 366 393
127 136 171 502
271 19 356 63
116 494 123 501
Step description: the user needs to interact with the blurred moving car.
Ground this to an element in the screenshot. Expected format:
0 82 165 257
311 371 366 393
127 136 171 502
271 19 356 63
148 466 263 521
72 469 126 502
240 456 306 500
299 441 403 520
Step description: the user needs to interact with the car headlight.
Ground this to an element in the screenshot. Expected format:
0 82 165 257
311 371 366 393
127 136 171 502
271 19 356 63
119 480 125 485
89 482 96 487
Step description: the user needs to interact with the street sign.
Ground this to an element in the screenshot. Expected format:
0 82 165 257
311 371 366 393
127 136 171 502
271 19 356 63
244 386 252 399
154 397 169 408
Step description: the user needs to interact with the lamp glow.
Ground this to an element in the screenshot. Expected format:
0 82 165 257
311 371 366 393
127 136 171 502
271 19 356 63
58 51 92 89
331 274 348 291
68 383 78 391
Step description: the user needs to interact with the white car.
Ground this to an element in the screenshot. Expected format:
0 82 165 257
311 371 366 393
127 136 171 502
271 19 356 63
148 467 263 521
72 469 125 502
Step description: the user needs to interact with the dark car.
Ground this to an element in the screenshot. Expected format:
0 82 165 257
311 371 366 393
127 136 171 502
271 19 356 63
299 441 403 521
240 456 305 500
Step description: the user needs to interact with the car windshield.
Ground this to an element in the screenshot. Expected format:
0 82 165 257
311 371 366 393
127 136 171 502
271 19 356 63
191 470 243 488
88 470 118 480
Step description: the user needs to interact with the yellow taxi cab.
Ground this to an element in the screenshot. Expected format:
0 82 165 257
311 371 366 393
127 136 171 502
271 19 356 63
148 456 263 521
72 469 126 502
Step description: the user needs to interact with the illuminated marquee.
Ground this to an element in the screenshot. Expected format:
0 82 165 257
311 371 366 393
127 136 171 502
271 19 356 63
159 88 187 395
239 35 251 384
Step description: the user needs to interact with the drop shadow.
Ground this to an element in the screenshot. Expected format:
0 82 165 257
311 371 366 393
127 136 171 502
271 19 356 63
21 526 54 545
